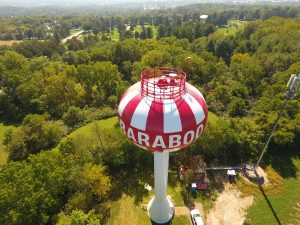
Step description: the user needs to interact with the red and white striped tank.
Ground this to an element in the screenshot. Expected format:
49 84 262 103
118 67 208 152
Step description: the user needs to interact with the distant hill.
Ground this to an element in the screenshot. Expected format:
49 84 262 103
0 0 198 7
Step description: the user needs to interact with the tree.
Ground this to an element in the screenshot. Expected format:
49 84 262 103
140 26 147 39
195 112 236 164
228 97 247 117
123 30 133 39
157 24 166 39
66 163 111 217
91 62 124 99
44 74 86 116
56 210 100 225
62 51 76 65
141 49 172 68
215 37 235 64
134 31 140 39
230 53 264 94
75 50 91 65
90 48 112 62
146 27 153 39
62 106 85 127
0 150 69 225
67 38 84 51
4 114 67 161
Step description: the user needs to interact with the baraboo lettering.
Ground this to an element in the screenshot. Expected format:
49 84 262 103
120 119 204 150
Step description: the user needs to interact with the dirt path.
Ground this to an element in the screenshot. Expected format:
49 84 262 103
206 184 253 225
175 202 205 225
175 207 190 216
194 203 205 221
61 30 84 44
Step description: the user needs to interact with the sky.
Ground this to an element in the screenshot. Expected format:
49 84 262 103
0 0 123 6
0 0 179 7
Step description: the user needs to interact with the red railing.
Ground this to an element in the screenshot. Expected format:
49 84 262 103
140 67 186 100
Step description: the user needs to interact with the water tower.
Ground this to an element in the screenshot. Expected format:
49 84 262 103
118 67 208 224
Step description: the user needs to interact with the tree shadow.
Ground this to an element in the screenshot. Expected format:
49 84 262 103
265 149 298 178
110 164 154 205
206 170 226 192
259 185 282 225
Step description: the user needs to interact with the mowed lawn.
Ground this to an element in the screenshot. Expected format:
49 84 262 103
109 28 120 41
0 40 22 46
0 123 17 165
67 116 117 138
134 24 158 39
216 19 246 36
104 157 190 225
244 157 300 225
106 194 190 225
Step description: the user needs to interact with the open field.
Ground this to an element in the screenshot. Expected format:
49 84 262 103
244 157 300 225
0 40 22 46
62 116 118 141
134 24 158 39
110 28 120 41
216 19 247 36
106 195 190 225
0 123 17 165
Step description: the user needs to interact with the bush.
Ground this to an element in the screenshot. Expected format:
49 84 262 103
62 106 85 127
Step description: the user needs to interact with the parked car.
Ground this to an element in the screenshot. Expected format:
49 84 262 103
190 209 204 225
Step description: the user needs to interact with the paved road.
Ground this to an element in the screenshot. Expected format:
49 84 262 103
61 30 84 44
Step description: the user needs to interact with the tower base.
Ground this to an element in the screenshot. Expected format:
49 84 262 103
148 196 174 224
150 217 174 225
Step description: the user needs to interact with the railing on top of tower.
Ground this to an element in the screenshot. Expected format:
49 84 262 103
140 67 187 100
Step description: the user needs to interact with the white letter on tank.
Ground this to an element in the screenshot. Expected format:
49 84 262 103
169 135 181 148
152 136 166 149
138 132 150 147
183 131 195 145
196 124 204 138
120 119 126 135
127 127 137 142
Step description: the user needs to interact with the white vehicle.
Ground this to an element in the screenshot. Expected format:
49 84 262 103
190 209 204 225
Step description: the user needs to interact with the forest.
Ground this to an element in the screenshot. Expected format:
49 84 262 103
0 2 299 225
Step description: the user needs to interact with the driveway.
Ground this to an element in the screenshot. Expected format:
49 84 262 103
175 202 205 224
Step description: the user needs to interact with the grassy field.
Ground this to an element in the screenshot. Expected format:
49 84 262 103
106 195 190 225
74 24 158 43
0 123 17 165
134 24 158 39
240 156 300 225
0 40 22 46
105 167 192 225
109 28 120 41
63 116 118 141
216 19 247 36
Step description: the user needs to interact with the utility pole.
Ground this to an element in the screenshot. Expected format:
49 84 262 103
255 74 300 169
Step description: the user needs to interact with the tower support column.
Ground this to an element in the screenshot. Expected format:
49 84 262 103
148 152 174 224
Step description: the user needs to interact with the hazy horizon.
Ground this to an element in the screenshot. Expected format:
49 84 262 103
0 0 198 7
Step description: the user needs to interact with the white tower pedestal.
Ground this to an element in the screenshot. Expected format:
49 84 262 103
147 152 174 224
